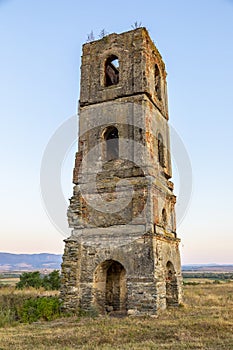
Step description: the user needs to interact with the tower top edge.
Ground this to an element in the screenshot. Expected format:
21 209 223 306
84 27 148 45
83 27 165 71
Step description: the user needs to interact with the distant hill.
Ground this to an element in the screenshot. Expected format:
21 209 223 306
0 253 62 272
182 264 233 273
0 253 232 273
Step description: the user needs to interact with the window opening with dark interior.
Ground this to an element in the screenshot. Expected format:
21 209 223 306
155 64 162 101
105 55 119 87
162 208 167 225
104 126 119 161
158 133 165 167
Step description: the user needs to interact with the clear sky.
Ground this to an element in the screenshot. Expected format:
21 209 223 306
0 0 233 264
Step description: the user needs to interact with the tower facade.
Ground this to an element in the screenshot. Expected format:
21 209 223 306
61 28 182 315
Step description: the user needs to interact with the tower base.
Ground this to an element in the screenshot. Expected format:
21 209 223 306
60 228 182 315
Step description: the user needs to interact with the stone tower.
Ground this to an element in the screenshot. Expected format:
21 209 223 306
61 28 182 315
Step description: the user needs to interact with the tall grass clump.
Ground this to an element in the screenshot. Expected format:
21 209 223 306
0 286 62 327
0 308 16 327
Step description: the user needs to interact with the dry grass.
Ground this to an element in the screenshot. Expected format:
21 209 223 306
0 286 59 297
0 283 233 349
0 277 19 286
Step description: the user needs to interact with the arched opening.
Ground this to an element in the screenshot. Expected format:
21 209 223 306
93 260 127 314
105 55 119 87
166 261 178 306
155 64 162 101
158 133 165 167
162 208 167 225
104 126 119 161
106 261 126 311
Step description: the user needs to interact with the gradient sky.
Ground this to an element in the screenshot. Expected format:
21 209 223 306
0 0 233 264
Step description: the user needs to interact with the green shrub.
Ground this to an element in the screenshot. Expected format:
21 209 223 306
16 271 43 289
16 270 61 290
0 292 63 327
42 270 61 290
19 297 62 323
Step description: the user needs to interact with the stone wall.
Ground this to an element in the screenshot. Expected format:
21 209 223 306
61 234 182 315
60 27 183 316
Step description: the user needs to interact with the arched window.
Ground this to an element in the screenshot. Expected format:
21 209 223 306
104 126 119 161
158 133 165 167
105 55 119 87
162 208 167 225
155 64 162 101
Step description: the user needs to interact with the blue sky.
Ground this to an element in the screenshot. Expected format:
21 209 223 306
0 0 233 263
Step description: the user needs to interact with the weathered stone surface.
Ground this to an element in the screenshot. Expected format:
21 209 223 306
61 27 183 316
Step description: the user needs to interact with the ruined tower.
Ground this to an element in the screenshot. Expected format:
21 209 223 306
61 28 182 315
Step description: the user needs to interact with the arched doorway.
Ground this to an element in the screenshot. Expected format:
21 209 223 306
93 260 127 314
166 261 178 306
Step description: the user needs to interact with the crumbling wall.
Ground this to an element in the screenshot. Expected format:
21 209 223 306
61 27 183 316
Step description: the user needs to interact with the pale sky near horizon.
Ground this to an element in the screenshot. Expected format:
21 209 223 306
0 0 233 264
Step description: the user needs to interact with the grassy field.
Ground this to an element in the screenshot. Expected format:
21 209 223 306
0 277 19 286
0 282 232 350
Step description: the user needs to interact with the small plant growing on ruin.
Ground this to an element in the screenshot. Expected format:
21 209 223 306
99 29 108 38
87 30 95 42
131 21 142 29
